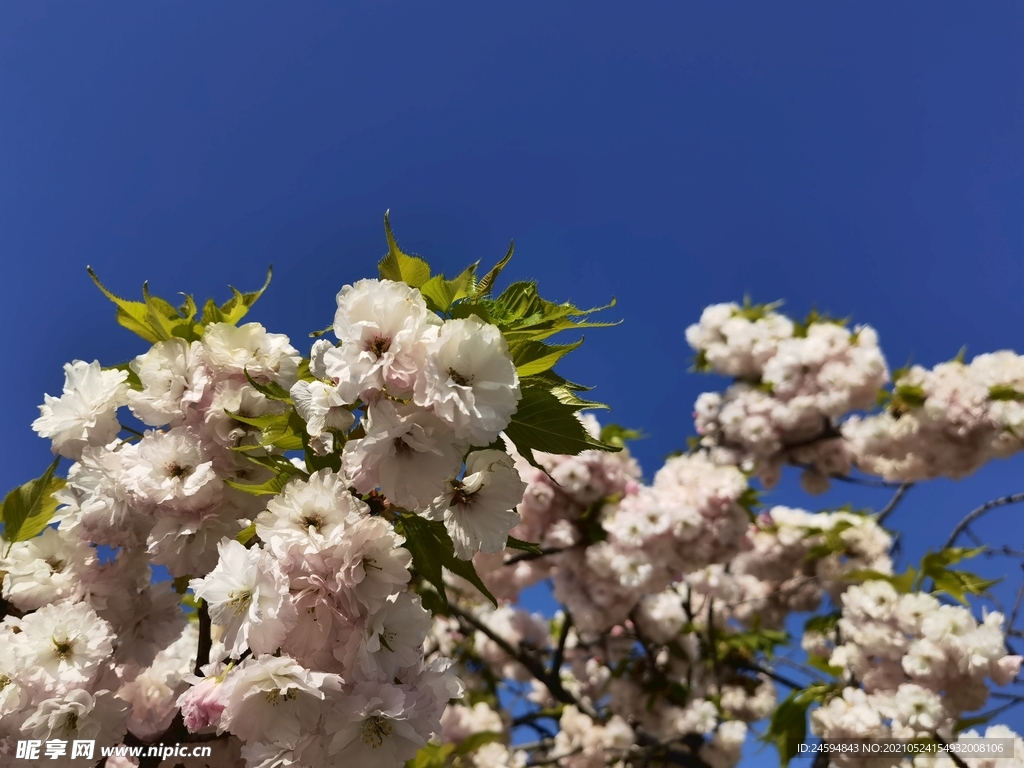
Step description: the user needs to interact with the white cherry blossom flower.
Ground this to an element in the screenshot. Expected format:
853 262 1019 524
190 540 296 656
33 360 129 459
426 449 525 559
414 315 520 445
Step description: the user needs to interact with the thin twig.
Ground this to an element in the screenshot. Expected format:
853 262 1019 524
877 483 913 524
734 659 804 690
504 547 570 566
1010 581 1024 630
446 603 599 720
551 610 573 677
194 600 212 677
944 492 1024 549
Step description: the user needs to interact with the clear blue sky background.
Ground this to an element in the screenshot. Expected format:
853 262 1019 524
3 3 1024 763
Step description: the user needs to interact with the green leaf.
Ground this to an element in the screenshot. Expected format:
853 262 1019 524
1 458 65 544
419 262 479 314
920 546 986 578
719 628 789 659
893 383 926 409
405 743 456 768
805 519 856 560
804 612 841 634
104 361 143 391
236 523 257 545
932 570 1001 605
504 386 618 462
599 424 644 448
486 281 618 342
454 732 502 756
243 369 293 402
509 337 584 377
845 566 917 593
378 211 431 288
90 266 272 342
805 654 843 677
505 536 542 554
226 409 305 451
88 267 178 343
990 385 1024 402
477 241 514 296
240 452 307 478
764 690 809 767
955 713 995 731
224 472 296 497
396 514 498 608
216 266 274 326
173 575 192 594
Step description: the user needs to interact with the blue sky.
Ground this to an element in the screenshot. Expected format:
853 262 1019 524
3 2 1024 760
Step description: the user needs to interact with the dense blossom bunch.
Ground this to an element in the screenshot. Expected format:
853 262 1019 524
806 579 1023 767
844 351 1024 481
687 302 889 492
688 505 894 630
4 229 1024 768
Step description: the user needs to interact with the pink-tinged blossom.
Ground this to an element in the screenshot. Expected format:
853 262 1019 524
32 360 129 460
342 399 466 511
414 315 520 444
190 540 297 656
327 278 441 400
255 469 368 560
178 672 230 733
323 682 431 766
290 379 356 436
200 322 301 387
0 527 93 611
8 602 114 692
331 515 412 611
220 655 336 748
427 449 525 560
127 338 210 427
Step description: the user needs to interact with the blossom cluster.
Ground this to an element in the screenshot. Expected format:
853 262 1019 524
687 302 889 492
0 539 193 766
689 505 894 630
10 255 1024 768
808 580 1023 768
10 263 539 766
844 351 1024 481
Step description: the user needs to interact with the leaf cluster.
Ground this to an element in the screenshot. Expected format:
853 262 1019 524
88 266 272 344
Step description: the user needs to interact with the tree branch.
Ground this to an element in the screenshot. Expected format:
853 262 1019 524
876 483 913 524
551 610 572 677
944 492 1024 549
446 603 599 720
194 600 212 677
504 547 570 566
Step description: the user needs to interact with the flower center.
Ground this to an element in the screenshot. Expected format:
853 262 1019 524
452 485 477 507
299 513 325 531
45 557 64 572
367 336 392 357
393 438 413 456
361 715 393 748
52 636 75 660
227 589 253 615
0 674 10 691
448 368 472 387
265 688 297 705
168 462 192 479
